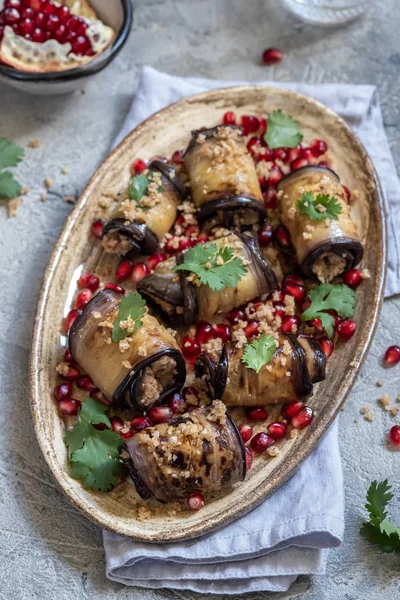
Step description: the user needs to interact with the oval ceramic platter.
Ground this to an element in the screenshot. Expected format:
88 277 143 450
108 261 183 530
30 86 387 542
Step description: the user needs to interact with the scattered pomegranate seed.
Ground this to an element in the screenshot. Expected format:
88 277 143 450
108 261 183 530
281 402 304 420
169 393 186 414
244 320 259 338
241 115 260 135
131 263 149 283
340 184 351 202
268 165 284 188
246 406 268 421
90 389 110 404
104 283 125 295
195 321 213 344
4 7 20 24
238 423 253 443
306 317 324 333
61 366 81 381
186 224 200 239
263 188 278 209
178 237 192 252
53 382 72 401
222 111 236 126
327 309 343 327
310 139 328 157
291 406 314 429
131 158 147 174
251 432 275 454
187 492 205 510
336 319 356 341
300 148 313 161
110 416 124 433
258 223 273 247
259 116 267 134
78 272 100 292
383 345 400 367
148 406 173 424
145 253 167 271
273 224 291 249
212 323 231 343
282 274 307 303
91 219 104 239
59 398 81 416
274 306 285 321
291 157 309 171
116 260 133 282
182 336 201 361
63 347 75 364
267 421 287 439
76 287 93 309
273 147 288 162
258 146 274 163
171 150 183 164
225 307 246 324
76 374 97 392
287 146 301 162
318 337 334 358
280 314 300 333
130 415 153 432
5 0 22 8
319 160 332 168
247 136 259 156
343 269 362 289
261 47 283 65
389 425 400 447
197 232 209 245
121 431 134 440
65 309 80 332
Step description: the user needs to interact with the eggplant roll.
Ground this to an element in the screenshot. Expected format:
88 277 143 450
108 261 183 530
184 125 266 227
138 232 278 325
123 401 246 503
69 289 186 411
102 160 186 257
277 166 363 281
195 334 326 406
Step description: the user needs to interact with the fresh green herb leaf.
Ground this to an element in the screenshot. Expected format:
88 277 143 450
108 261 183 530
301 283 356 338
297 191 342 221
64 398 125 492
0 137 24 170
0 171 22 200
111 291 146 343
360 480 400 554
173 242 247 292
264 110 303 149
129 173 149 204
241 334 277 373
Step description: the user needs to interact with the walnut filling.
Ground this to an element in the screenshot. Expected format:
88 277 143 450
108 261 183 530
141 356 177 406
102 231 134 255
312 252 347 283
232 208 260 227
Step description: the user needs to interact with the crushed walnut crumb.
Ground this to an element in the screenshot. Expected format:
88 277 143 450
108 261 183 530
44 177 53 189
28 139 40 148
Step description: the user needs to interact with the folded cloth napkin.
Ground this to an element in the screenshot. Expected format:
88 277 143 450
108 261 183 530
104 66 400 594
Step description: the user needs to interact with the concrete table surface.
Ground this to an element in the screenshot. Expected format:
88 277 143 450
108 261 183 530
0 1 399 598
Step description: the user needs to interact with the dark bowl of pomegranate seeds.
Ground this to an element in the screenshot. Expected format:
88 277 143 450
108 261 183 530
0 0 133 94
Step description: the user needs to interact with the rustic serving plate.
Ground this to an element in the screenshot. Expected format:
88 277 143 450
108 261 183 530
30 86 387 542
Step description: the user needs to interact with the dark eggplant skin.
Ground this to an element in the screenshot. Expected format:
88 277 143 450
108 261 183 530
150 159 188 198
297 334 326 384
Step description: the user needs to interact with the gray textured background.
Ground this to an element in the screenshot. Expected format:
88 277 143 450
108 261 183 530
0 1 399 598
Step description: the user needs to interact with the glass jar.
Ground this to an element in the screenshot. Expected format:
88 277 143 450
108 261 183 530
284 0 374 25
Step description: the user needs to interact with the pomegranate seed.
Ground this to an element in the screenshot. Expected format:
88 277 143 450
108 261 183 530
258 223 273 246
389 425 400 447
263 188 278 209
246 136 259 155
281 402 305 420
246 406 268 421
116 260 133 282
169 393 186 414
57 5 70 23
61 366 81 381
110 416 124 433
258 146 274 162
59 398 81 416
76 21 88 37
225 307 246 324
53 382 72 401
300 298 311 313
273 225 291 248
35 12 46 27
238 423 253 443
342 185 351 201
76 288 93 309
148 406 173 424
306 317 324 333
268 165 284 188
121 431 134 440
281 315 300 333
268 290 284 305
132 159 147 174
259 117 267 134
241 115 260 135
291 406 314 429
72 35 90 55
288 146 301 162
171 149 183 164
274 306 285 321
78 272 100 292
310 139 328 157
130 415 153 432
145 253 166 271
182 336 201 360
104 283 125 294
90 389 110 404
179 237 192 252
336 319 356 341
245 447 253 470
76 374 97 392
187 492 204 511
319 160 332 168
343 269 362 289
383 345 400 367
42 1 57 15
267 421 287 439
63 348 75 364
300 148 313 161
212 323 231 343
261 47 283 65
273 147 289 162
5 0 22 8
250 432 275 454
65 309 80 332
65 16 81 32
222 111 236 125
19 17 34 35
327 310 343 327
21 7 34 18
26 0 44 10
244 320 259 338
4 8 20 24
195 321 213 344
291 157 309 171
319 337 334 358
45 13 59 31
91 219 104 239
282 275 307 303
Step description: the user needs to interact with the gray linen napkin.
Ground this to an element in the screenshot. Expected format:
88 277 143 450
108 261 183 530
104 66 399 594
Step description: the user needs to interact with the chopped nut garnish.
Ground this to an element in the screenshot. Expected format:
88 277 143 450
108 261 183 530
44 177 53 189
61 166 69 174
28 139 40 148
376 380 384 387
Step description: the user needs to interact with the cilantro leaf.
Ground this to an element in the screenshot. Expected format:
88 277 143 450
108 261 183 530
173 242 247 292
360 480 400 554
297 192 342 221
0 137 24 170
112 291 146 343
0 170 22 199
264 110 303 149
241 334 277 373
64 398 125 492
365 479 393 526
129 173 149 204
301 283 356 338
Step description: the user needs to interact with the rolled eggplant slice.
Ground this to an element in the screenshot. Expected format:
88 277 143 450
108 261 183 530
184 125 266 227
69 289 186 411
276 166 363 281
138 232 278 325
102 160 186 257
123 401 246 503
297 334 326 384
195 334 325 406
